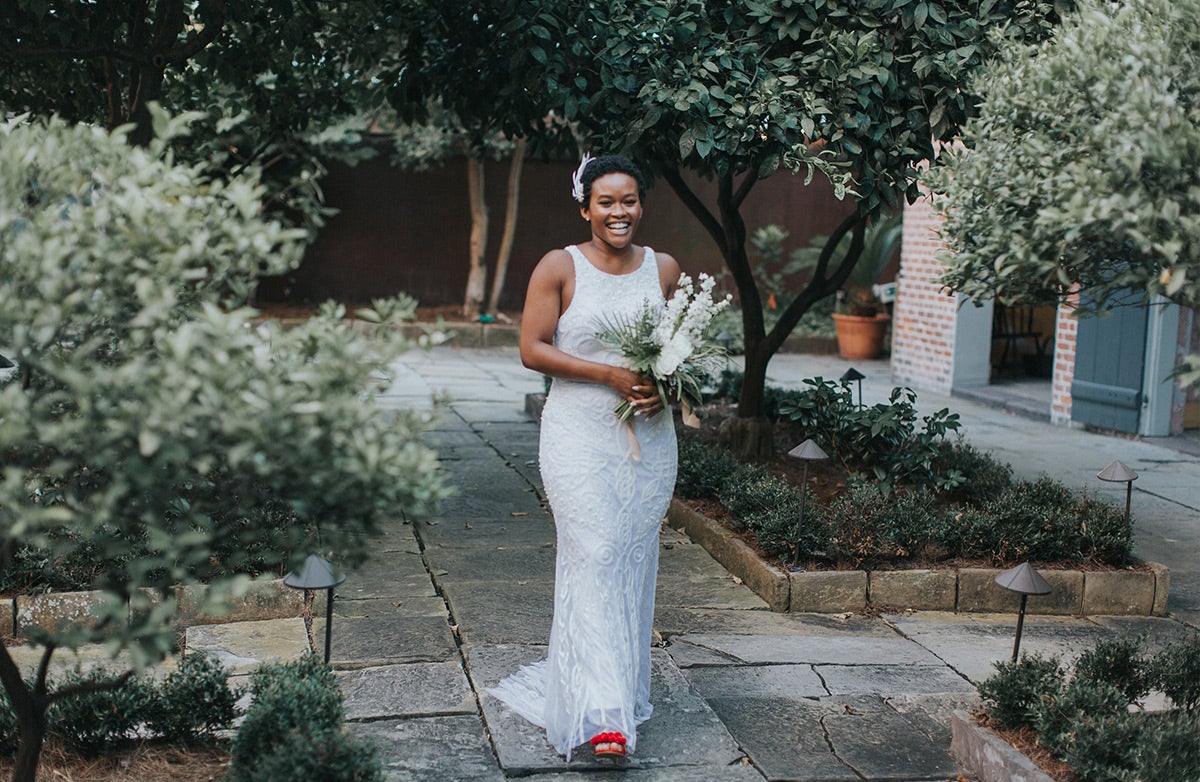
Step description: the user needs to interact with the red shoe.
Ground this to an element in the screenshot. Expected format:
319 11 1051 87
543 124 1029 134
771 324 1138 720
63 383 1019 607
590 731 627 758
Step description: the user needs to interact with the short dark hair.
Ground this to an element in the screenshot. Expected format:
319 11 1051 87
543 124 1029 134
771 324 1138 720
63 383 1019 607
581 155 647 205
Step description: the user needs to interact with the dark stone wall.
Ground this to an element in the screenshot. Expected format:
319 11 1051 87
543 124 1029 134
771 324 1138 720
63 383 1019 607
259 155 858 311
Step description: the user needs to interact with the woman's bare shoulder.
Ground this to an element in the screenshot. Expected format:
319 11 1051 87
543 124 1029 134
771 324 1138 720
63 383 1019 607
653 250 683 285
533 248 574 278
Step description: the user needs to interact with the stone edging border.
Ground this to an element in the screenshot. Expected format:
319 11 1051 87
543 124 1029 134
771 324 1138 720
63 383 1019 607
666 499 1170 616
0 578 307 642
950 709 1054 782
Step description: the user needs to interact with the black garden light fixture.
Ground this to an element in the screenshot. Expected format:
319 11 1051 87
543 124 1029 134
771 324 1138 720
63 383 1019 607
839 367 866 408
788 438 829 569
284 554 346 664
994 562 1052 662
1097 458 1138 526
714 330 735 352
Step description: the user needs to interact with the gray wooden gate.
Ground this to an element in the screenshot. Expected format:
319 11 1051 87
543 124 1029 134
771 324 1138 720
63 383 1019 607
1071 304 1148 433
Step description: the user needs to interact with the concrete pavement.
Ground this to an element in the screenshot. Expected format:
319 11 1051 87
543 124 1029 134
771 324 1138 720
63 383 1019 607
316 345 1196 781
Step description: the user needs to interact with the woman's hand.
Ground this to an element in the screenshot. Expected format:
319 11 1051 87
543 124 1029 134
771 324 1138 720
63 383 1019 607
606 367 665 418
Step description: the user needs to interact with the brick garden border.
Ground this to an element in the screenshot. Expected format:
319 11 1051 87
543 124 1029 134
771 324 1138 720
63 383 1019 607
666 499 1170 616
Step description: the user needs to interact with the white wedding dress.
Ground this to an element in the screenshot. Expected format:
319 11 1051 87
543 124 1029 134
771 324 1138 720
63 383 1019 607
489 245 677 759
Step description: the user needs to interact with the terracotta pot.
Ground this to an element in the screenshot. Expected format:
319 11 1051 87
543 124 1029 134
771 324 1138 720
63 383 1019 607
831 313 891 360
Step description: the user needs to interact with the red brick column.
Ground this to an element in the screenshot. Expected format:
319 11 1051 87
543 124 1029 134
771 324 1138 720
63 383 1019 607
1051 292 1079 426
892 192 960 393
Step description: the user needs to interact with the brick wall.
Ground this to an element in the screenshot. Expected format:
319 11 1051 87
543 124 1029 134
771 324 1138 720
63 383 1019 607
892 192 960 393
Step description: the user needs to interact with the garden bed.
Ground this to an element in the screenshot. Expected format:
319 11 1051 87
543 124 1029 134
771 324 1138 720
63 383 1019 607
666 378 1169 615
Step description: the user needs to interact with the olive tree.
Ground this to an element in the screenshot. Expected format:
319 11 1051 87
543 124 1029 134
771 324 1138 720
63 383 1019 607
929 0 1200 386
394 0 1069 456
0 113 444 782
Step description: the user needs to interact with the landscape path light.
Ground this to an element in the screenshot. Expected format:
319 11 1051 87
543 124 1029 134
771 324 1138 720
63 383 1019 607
839 367 866 408
284 554 347 664
994 562 1052 662
1097 459 1138 566
788 438 829 569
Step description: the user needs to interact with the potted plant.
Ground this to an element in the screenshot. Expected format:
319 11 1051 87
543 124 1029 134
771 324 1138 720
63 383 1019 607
829 212 901 360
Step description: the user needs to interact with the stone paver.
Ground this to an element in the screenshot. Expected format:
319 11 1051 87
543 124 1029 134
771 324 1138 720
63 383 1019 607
338 661 475 719
185 617 309 675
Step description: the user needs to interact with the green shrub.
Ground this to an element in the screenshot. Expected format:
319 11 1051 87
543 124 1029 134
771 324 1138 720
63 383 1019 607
48 670 152 757
145 652 238 743
935 477 1132 566
251 726 383 782
228 654 376 782
1072 635 1149 703
932 440 1013 505
675 432 739 500
779 381 962 492
827 485 937 568
0 688 16 756
1148 633 1200 711
977 653 1064 729
1135 710 1200 781
1033 679 1128 756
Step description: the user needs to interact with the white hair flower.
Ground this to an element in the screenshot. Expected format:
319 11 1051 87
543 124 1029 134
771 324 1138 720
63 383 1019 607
570 152 594 204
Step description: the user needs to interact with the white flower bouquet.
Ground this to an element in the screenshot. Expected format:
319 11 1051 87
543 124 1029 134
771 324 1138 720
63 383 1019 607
596 272 732 427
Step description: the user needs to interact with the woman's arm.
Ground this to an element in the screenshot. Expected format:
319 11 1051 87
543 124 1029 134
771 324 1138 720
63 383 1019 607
519 252 660 412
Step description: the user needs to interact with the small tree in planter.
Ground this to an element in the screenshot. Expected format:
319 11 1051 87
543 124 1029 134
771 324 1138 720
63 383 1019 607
0 113 445 782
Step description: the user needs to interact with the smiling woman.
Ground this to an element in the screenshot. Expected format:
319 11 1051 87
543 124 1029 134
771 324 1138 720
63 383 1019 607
488 155 683 761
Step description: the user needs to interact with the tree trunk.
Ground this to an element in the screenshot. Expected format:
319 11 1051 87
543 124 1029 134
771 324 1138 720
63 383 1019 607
463 156 489 319
1 644 47 782
486 137 526 316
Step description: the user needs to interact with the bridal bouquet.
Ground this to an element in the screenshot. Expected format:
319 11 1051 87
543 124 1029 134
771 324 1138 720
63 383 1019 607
596 272 732 428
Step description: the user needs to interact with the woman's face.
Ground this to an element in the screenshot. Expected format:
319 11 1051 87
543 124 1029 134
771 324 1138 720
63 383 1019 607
582 172 643 250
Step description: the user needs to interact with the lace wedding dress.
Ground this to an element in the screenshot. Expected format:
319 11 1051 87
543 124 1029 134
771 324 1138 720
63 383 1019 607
489 244 677 759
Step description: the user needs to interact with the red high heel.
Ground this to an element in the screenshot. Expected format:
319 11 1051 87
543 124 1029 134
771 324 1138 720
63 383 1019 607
590 731 627 758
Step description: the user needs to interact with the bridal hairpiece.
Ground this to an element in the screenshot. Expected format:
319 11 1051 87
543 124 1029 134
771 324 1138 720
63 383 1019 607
570 152 594 204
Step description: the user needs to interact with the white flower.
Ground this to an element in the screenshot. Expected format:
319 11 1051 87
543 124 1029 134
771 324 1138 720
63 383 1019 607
654 331 694 377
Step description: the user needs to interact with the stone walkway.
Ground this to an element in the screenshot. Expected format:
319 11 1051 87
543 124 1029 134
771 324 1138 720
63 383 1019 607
316 347 1195 781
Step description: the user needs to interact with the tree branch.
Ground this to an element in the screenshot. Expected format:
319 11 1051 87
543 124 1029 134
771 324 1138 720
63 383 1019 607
659 167 724 250
47 669 134 705
33 642 57 696
730 169 758 212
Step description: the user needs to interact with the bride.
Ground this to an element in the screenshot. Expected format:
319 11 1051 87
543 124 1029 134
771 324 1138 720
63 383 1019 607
488 155 680 761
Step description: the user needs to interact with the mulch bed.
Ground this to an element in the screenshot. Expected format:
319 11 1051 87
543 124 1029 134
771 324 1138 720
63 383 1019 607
0 742 230 782
975 712 1080 782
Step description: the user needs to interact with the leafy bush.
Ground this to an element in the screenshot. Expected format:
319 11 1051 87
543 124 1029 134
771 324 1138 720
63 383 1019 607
716 465 825 557
779 380 962 492
1034 679 1128 756
145 652 237 743
1071 635 1150 703
1135 711 1200 780
675 432 740 500
935 478 1132 566
252 727 383 782
48 670 152 757
1148 633 1200 711
228 654 378 782
977 653 1064 729
827 485 938 568
932 440 1013 505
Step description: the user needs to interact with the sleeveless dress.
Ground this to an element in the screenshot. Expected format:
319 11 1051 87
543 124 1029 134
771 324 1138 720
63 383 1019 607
489 245 678 759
